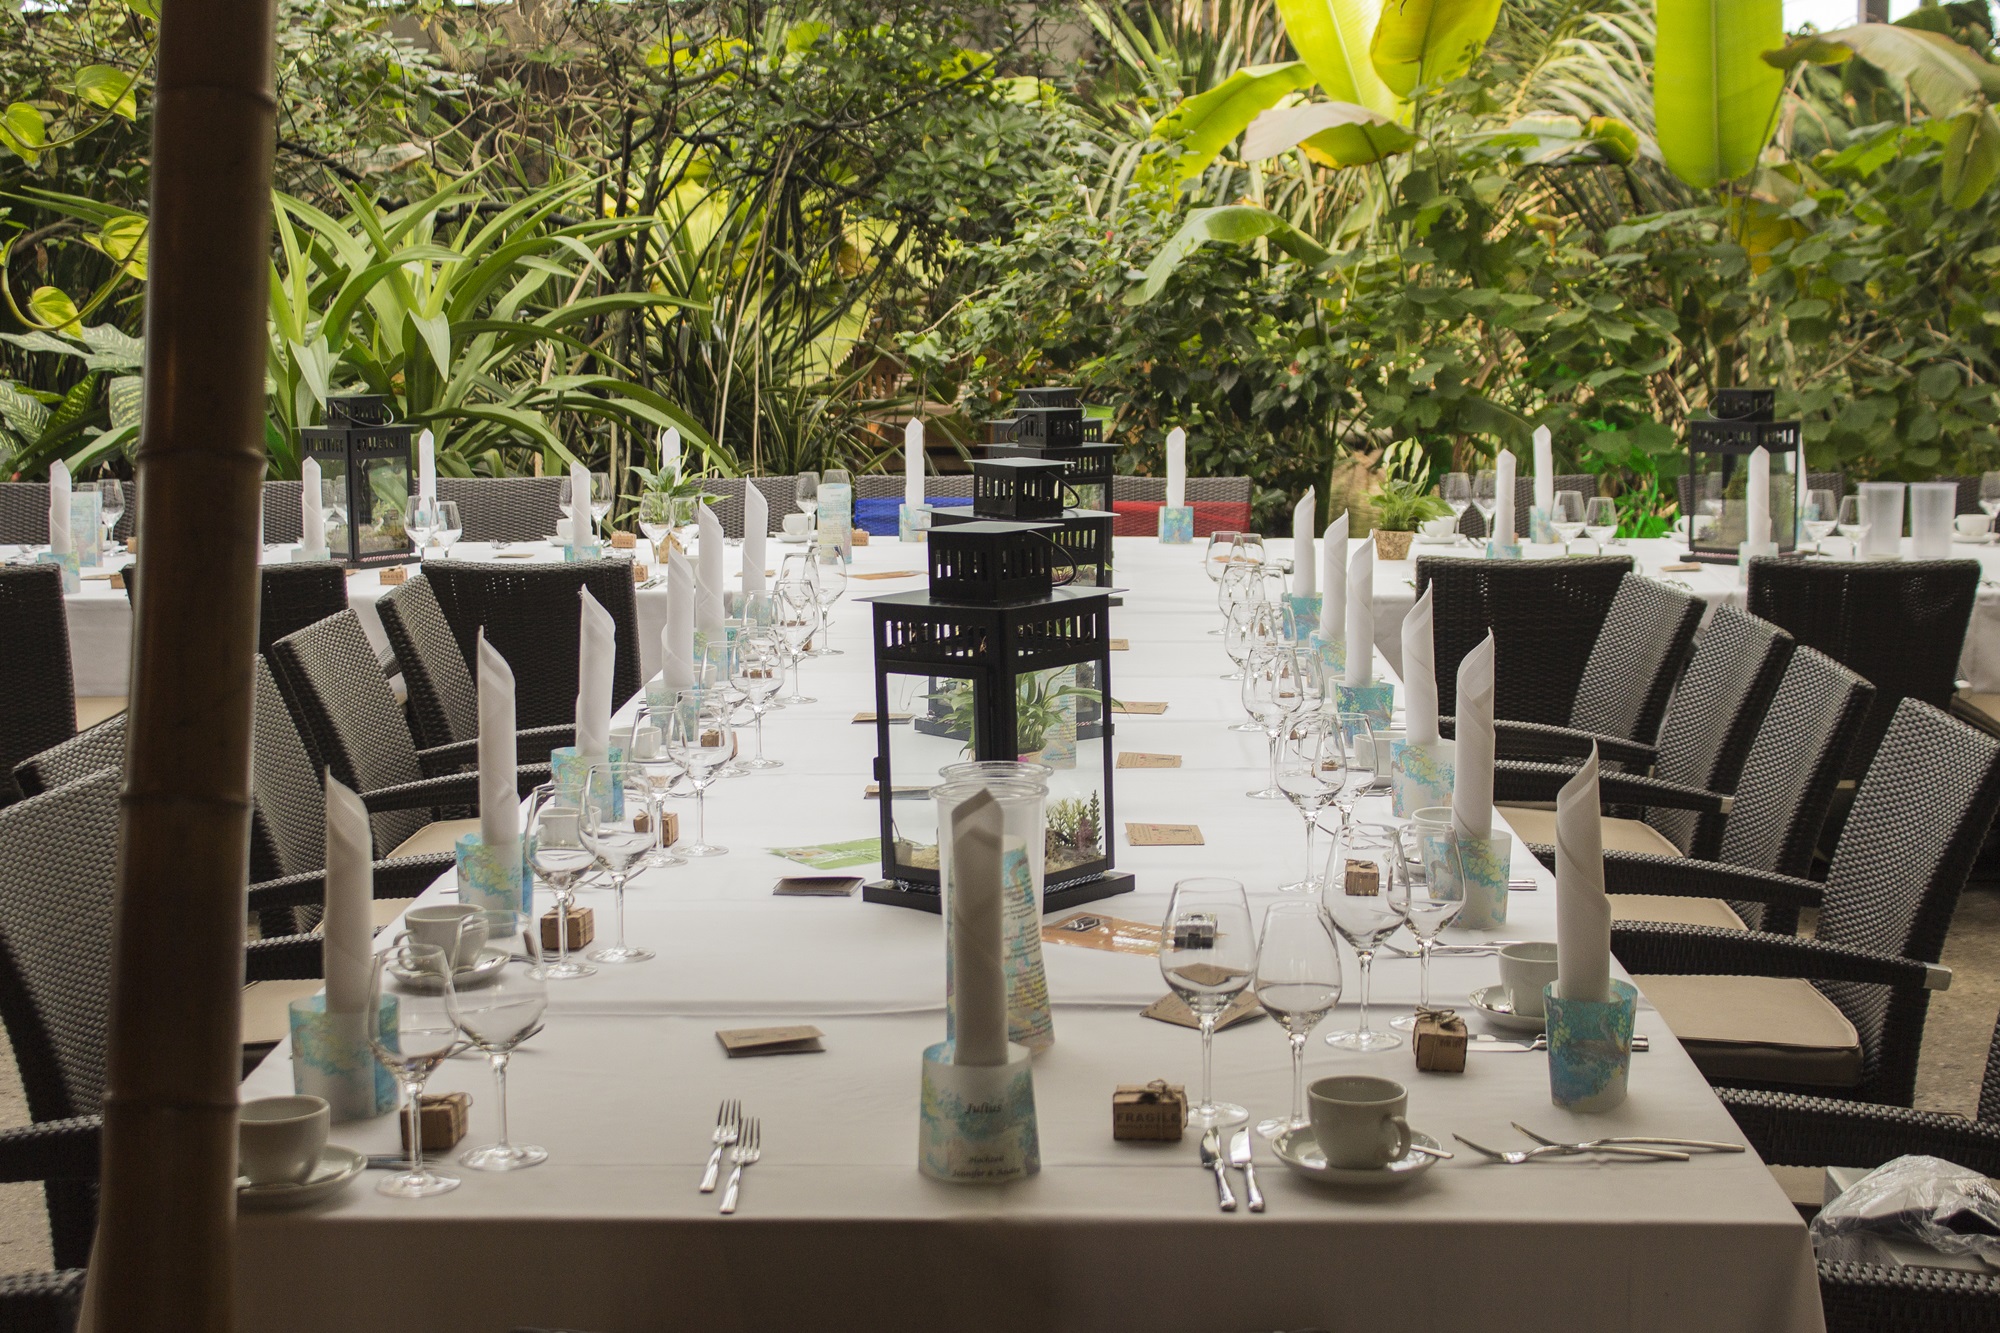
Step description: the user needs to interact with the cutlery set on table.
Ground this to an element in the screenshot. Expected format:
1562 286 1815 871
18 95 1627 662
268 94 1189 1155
701 1099 761 1214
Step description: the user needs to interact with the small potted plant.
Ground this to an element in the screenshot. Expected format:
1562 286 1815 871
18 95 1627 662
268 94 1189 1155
1366 440 1450 561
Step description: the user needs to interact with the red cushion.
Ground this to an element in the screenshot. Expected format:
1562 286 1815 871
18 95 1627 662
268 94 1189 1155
1111 500 1253 538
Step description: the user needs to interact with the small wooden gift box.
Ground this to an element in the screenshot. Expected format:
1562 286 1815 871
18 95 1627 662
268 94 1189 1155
851 528 870 546
541 904 595 952
377 565 409 587
610 530 636 550
633 809 680 846
399 1091 472 1152
1113 1080 1188 1142
1413 1008 1468 1073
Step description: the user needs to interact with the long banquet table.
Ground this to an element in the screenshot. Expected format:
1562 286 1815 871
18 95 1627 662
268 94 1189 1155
236 536 1825 1333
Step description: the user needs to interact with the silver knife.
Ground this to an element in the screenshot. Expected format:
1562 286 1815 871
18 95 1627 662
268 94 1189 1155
1198 1127 1237 1211
1470 1034 1652 1052
1227 1129 1264 1213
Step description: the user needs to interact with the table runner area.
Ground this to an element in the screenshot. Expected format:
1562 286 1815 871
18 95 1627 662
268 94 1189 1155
236 537 1825 1333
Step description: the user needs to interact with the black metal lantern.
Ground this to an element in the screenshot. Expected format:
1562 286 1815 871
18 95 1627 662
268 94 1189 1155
972 458 1069 521
1682 387 1804 564
300 394 414 568
933 502 1118 589
863 521 1133 914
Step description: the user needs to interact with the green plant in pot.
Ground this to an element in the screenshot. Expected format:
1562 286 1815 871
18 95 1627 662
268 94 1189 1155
627 462 720 555
1367 441 1450 561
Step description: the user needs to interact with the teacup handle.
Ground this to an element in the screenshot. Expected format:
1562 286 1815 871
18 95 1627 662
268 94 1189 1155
1382 1114 1412 1165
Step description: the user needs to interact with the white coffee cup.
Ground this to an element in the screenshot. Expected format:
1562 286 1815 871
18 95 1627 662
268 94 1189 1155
405 903 488 969
1957 513 1991 538
782 512 810 538
1498 940 1561 1017
239 1094 329 1186
1420 516 1457 540
1308 1075 1413 1169
554 517 573 543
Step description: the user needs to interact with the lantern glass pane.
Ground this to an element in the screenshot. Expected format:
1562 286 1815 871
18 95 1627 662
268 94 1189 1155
893 668 981 876
355 453 412 559
1017 664 1106 879
1068 481 1106 514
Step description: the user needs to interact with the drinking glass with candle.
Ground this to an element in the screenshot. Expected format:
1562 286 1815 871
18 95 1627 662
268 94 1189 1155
1253 900 1343 1138
1160 878 1255 1130
526 784 596 980
1389 827 1467 1031
580 764 656 964
1320 825 1404 1052
447 911 549 1171
668 689 736 857
367 941 463 1197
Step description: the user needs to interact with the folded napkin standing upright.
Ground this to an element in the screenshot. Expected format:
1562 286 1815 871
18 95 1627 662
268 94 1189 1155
1451 632 1496 842
576 586 614 767
1343 539 1373 686
569 461 592 548
301 457 326 552
323 775 374 1014
477 630 519 852
1555 747 1612 1004
1320 513 1347 641
1493 450 1516 545
742 483 768 597
696 503 726 634
47 460 70 557
1165 427 1186 509
906 418 925 513
1402 586 1440 746
418 429 437 504
662 551 696 694
1292 489 1316 597
661 426 682 478
950 789 1009 1069
1533 425 1553 519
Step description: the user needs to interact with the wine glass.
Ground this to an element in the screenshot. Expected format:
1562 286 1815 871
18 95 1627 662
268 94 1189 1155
1583 496 1619 551
1472 470 1498 537
1253 900 1343 1138
432 500 462 559
447 910 549 1171
405 496 440 556
96 480 124 554
668 688 735 857
625 704 687 868
1218 562 1263 680
638 492 673 558
366 941 463 1197
1319 825 1404 1052
1803 489 1839 553
1159 878 1255 1130
1440 472 1471 543
1390 824 1469 1031
1203 530 1241 582
1837 494 1870 559
320 479 347 537
771 578 819 704
580 763 656 964
810 552 846 656
1550 491 1585 554
1242 645 1306 800
824 467 852 491
1276 716 1346 892
729 631 786 771
1981 473 2000 525
795 471 820 519
526 784 596 981
589 472 613 529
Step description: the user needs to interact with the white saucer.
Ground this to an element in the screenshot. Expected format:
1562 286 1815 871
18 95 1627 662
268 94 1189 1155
1468 985 1546 1034
390 946 509 993
238 1145 365 1209
1272 1128 1441 1187
1415 534 1459 545
1954 533 1992 544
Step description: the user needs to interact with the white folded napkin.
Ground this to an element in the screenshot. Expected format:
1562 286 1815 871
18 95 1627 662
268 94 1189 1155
661 427 682 479
1451 631 1496 842
742 484 768 597
476 630 518 850
905 418 925 512
1533 425 1553 518
323 775 374 1013
1747 446 1771 549
1494 449 1516 544
1320 513 1347 641
418 429 437 503
949 789 1009 1068
1292 489 1316 596
1165 427 1186 509
576 586 614 766
662 550 695 693
301 456 325 552
1403 586 1440 746
1555 746 1612 1004
1343 539 1373 686
569 461 591 546
696 503 725 633
47 461 70 557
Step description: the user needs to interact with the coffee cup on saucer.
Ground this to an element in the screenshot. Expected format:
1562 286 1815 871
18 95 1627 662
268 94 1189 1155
1420 516 1457 541
239 1095 330 1186
1498 941 1560 1018
1308 1075 1412 1169
405 904 489 969
1957 514 1992 539
782 513 810 538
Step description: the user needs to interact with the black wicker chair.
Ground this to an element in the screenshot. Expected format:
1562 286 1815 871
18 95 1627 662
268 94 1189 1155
436 476 565 543
1748 557 1979 781
1413 555 1634 726
1454 474 1598 541
261 479 304 545
0 1267 87 1333
419 560 641 730
1615 700 2000 1107
0 483 49 544
12 713 125 799
268 610 550 857
377 574 573 760
122 560 350 661
0 567 77 806
1493 604 1796 861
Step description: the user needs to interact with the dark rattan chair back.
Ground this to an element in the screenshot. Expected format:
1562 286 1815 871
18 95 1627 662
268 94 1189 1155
123 560 349 660
1414 555 1633 726
262 480 304 544
268 611 428 854
1816 700 2000 1103
0 567 76 803
421 560 641 728
250 656 330 882
1568 574 1703 745
1747 557 1979 779
378 575 478 751
0 483 48 544
437 476 564 543
13 714 125 800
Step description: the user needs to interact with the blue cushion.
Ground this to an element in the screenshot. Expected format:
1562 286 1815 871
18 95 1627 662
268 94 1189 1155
853 496 972 536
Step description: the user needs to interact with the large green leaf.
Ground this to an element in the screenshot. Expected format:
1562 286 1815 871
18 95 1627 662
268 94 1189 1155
1152 62 1318 181
1941 107 2000 208
1274 0 1400 119
106 376 143 430
1368 0 1503 98
1138 205 1332 302
1655 0 1785 188
0 103 46 165
1242 102 1418 166
73 65 140 120
1766 24 2000 118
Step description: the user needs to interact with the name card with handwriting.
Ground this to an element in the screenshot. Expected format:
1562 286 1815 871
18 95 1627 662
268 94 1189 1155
1127 822 1202 846
1117 752 1182 769
1113 701 1168 715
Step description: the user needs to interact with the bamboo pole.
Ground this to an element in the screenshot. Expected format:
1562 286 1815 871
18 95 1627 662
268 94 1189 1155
91 0 278 1323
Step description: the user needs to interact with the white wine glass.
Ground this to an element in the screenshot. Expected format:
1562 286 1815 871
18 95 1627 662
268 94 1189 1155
1550 491 1585 554
795 471 820 518
1253 900 1343 1138
730 630 786 771
1242 645 1306 800
404 496 439 555
433 500 462 559
668 688 736 857
1203 530 1241 583
589 472 613 528
1803 489 1839 553
1276 716 1347 892
1981 472 2000 524
637 492 673 557
1472 470 1498 537
1441 472 1471 543
810 552 846 656
1390 824 1469 1031
771 579 819 704
526 784 596 980
1837 494 1870 560
1583 496 1618 551
626 704 687 869
96 480 124 554
448 911 549 1171
1319 825 1404 1052
367 941 463 1197
1160 877 1255 1130
580 763 656 964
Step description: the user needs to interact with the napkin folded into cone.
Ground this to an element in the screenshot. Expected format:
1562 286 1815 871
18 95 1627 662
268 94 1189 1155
906 418 925 512
950 789 1008 1068
1319 513 1347 641
301 457 326 552
569 461 591 547
1494 449 1516 544
47 461 70 556
1555 747 1612 1004
661 550 696 694
323 775 374 1013
742 483 768 596
1402 586 1440 746
696 503 726 634
1292 489 1315 596
1343 540 1373 685
477 631 519 850
1165 427 1186 509
1451 632 1496 842
1533 425 1553 518
576 586 615 766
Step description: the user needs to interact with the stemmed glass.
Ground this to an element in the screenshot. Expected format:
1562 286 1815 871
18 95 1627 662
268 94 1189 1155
1320 825 1404 1052
1550 491 1585 554
1331 711 1378 834
1803 489 1839 553
1242 645 1306 800
810 553 846 656
1981 473 2000 530
1390 825 1469 1031
1472 470 1498 538
366 941 463 1197
1160 877 1255 1130
626 704 687 869
448 911 550 1171
1218 562 1263 680
526 784 596 980
589 472 613 532
97 480 124 554
1440 473 1471 542
1837 495 1870 559
1203 531 1241 583
668 688 736 857
580 764 656 965
1583 496 1619 551
1276 716 1347 892
1253 900 1343 1139
405 496 439 556
795 471 820 521
433 500 462 559
729 631 785 771
638 492 673 558
771 579 819 705
320 479 347 540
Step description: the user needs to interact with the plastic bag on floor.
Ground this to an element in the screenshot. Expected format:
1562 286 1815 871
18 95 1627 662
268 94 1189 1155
1811 1155 2000 1266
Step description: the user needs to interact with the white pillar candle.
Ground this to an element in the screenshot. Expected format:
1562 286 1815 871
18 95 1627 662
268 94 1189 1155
1493 450 1516 544
905 417 925 512
949 790 1009 1068
1291 489 1316 596
1165 427 1186 509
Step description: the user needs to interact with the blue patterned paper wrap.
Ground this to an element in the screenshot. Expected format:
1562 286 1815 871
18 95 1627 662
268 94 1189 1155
1334 681 1395 729
1157 505 1194 544
562 540 604 563
1391 738 1455 818
455 832 530 915
1285 594 1322 643
550 745 625 818
70 493 100 568
1485 539 1522 561
290 993 399 1122
898 502 931 542
1529 504 1554 545
817 481 853 564
1418 827 1511 930
1308 631 1346 679
918 1041 1039 1183
35 549 79 592
292 544 331 563
1546 979 1638 1112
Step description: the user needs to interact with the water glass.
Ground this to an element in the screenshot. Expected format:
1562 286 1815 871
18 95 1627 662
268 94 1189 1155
1276 715 1346 891
638 491 673 555
1160 878 1254 1130
405 496 440 554
795 471 820 517
1253 900 1343 1138
1389 826 1467 1031
772 578 819 704
1472 470 1497 534
810 552 846 656
1441 473 1471 540
1550 491 1585 553
447 911 549 1171
97 480 124 552
730 631 786 771
1320 825 1404 1052
432 500 462 559
366 942 463 1197
581 764 656 964
1242 646 1306 800
1583 496 1618 550
526 784 596 980
1203 530 1241 583
668 689 736 857
625 705 687 868
1837 494 1870 559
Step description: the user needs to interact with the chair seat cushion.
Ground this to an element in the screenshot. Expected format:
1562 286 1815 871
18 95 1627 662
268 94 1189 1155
1637 974 1864 1088
386 818 483 860
241 979 327 1047
1609 894 1749 930
73 697 126 729
1500 807 1685 859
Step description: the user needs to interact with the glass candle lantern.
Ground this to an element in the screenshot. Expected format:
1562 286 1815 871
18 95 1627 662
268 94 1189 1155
300 394 414 568
1681 387 1803 563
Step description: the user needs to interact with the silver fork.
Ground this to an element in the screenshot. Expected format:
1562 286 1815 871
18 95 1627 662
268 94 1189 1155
699 1099 741 1193
719 1118 760 1214
1452 1133 1688 1164
1511 1122 1745 1154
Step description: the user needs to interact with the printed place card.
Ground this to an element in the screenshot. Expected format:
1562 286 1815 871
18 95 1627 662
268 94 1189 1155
716 1025 826 1057
1659 562 1701 573
852 712 914 724
1109 638 1129 651
1041 912 1162 955
1142 991 1262 1031
774 876 862 897
863 784 932 800
1117 752 1182 769
1127 822 1202 846
1113 701 1168 715
849 569 923 581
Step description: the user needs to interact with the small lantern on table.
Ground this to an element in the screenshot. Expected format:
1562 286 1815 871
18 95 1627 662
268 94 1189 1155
1681 388 1803 564
300 394 415 568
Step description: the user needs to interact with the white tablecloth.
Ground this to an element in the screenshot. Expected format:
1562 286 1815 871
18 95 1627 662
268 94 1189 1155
236 537 1822 1333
